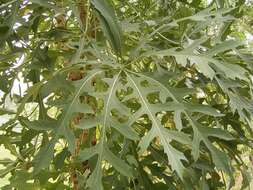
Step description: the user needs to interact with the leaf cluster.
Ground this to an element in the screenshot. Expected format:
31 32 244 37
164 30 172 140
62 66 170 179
0 0 253 189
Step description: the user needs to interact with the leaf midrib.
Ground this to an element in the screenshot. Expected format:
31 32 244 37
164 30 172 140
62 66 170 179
126 72 183 176
93 71 121 181
57 70 102 134
129 70 219 160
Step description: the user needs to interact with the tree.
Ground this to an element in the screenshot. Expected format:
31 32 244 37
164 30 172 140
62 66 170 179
0 0 253 189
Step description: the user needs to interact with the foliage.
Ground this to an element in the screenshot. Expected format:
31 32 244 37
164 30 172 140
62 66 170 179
0 0 253 189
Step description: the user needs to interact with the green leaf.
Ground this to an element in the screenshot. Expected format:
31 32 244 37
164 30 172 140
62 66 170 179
91 0 123 55
19 117 57 131
187 117 233 176
151 102 223 117
110 118 139 141
33 137 57 174
126 73 188 179
104 145 133 177
83 72 133 190
78 145 99 161
76 117 100 130
128 71 234 179
56 70 101 153
217 77 253 123
54 148 70 170
144 39 248 81
206 40 244 56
